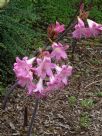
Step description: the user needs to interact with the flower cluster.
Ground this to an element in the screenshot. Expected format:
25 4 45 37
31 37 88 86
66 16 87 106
13 22 72 98
72 17 102 39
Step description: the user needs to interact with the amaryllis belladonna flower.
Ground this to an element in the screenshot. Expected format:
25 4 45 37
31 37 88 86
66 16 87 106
54 65 72 85
45 65 72 94
51 42 68 60
87 19 102 37
72 17 91 39
35 51 55 79
13 57 36 94
54 21 65 33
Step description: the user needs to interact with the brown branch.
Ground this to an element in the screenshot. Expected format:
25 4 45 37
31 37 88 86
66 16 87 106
84 79 102 89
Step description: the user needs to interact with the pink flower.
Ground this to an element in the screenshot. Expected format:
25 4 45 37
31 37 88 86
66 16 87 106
51 42 68 60
55 65 72 85
47 21 65 39
27 82 36 95
72 17 91 39
13 57 36 93
36 52 55 79
75 17 85 29
54 21 65 33
72 17 85 39
45 75 64 93
87 19 102 37
45 65 72 93
33 78 44 94
45 81 64 93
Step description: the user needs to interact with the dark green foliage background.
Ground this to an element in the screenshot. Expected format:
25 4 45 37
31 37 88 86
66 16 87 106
0 0 102 94
35 0 102 24
0 0 40 92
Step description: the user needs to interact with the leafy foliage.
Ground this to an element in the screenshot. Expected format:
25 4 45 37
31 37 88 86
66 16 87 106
35 0 102 25
34 0 77 25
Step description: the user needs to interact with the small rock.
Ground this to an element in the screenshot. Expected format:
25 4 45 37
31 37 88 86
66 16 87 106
9 122 16 130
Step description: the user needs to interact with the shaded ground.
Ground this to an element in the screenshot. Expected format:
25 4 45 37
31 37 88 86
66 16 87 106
0 37 102 136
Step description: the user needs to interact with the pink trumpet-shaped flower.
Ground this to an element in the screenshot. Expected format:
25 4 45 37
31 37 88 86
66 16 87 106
36 51 55 79
13 57 36 91
72 17 85 39
45 65 72 93
51 42 68 60
87 19 102 37
27 82 36 95
73 28 91 39
45 75 64 93
75 17 85 29
55 65 72 85
33 78 44 94
72 17 91 39
54 21 65 33
47 21 65 39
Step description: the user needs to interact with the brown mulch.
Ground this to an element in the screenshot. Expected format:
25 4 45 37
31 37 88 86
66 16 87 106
0 39 102 136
